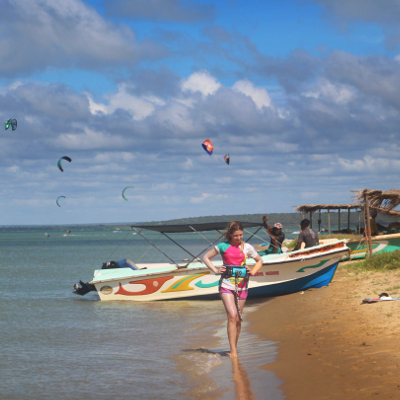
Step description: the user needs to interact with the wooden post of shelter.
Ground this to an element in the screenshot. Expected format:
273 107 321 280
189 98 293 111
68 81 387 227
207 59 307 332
318 209 321 232
364 194 373 257
347 209 350 230
310 211 312 228
363 206 367 237
338 209 341 232
328 209 331 234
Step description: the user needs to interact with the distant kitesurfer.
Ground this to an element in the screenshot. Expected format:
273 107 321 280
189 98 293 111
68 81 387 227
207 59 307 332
202 221 263 358
293 219 319 250
262 216 285 253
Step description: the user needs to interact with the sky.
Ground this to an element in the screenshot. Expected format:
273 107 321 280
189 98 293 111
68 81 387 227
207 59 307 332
1 0 400 225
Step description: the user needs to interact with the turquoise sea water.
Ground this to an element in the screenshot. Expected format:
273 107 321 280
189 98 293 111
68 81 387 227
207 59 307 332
0 228 284 400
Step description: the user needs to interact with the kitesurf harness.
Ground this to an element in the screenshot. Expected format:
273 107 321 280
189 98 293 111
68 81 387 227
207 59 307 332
219 265 250 321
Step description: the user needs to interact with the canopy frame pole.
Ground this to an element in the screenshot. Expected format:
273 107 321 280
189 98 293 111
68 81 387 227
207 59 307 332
132 229 180 267
364 194 373 257
184 226 225 267
358 209 361 235
243 226 263 243
188 225 217 246
328 209 331 234
310 211 312 228
338 209 341 232
163 233 200 262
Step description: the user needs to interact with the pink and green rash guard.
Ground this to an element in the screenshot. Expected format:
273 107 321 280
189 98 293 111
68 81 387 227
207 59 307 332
215 241 258 291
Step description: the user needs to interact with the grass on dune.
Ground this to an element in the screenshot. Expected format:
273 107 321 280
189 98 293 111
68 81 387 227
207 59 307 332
343 250 400 272
321 233 361 241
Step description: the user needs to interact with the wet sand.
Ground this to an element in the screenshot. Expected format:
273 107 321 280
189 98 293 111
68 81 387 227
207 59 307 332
176 301 283 400
248 263 400 399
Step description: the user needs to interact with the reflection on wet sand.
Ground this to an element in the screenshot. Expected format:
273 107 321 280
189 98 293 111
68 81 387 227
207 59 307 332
230 357 256 400
181 349 257 399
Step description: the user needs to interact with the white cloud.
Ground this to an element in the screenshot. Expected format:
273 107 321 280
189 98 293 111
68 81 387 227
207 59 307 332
303 78 356 105
155 100 197 132
7 166 20 173
337 155 400 172
181 71 221 97
300 192 319 199
190 193 228 203
93 152 135 163
183 158 194 170
0 0 159 76
55 127 128 150
274 142 299 153
87 84 165 120
232 80 272 109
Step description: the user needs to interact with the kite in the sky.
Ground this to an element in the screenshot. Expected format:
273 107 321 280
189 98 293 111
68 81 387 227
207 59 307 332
56 196 66 207
202 139 213 155
122 186 135 201
224 154 230 165
5 118 17 131
57 156 72 172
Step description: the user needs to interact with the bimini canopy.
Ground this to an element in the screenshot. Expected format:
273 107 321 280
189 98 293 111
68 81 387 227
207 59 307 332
131 221 264 233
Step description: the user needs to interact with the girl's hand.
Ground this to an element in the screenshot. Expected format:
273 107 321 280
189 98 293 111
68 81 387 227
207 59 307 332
219 266 226 275
245 265 252 274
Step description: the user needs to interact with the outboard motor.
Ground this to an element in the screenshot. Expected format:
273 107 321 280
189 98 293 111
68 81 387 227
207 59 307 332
73 280 96 296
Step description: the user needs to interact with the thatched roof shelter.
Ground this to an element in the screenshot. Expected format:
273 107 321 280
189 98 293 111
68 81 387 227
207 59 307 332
295 204 361 213
353 189 400 211
294 203 363 233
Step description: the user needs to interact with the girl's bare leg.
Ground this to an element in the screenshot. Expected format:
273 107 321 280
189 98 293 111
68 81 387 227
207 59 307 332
221 293 244 357
235 299 246 348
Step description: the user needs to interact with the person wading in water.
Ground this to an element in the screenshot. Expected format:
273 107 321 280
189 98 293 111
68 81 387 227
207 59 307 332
202 221 263 358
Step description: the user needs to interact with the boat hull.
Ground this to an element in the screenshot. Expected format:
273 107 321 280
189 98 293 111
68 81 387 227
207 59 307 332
344 233 400 260
90 241 348 301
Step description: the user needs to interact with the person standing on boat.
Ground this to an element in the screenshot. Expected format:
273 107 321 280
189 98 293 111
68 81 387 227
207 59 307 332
369 209 387 235
262 216 285 253
202 221 263 358
293 219 319 250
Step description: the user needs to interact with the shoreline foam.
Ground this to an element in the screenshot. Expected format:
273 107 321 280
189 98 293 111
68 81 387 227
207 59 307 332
247 264 400 399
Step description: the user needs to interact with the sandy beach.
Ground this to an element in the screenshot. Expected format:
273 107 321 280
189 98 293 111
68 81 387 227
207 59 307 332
248 262 400 399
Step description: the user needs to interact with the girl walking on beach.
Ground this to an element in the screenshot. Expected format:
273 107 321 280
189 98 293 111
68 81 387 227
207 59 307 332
203 221 263 357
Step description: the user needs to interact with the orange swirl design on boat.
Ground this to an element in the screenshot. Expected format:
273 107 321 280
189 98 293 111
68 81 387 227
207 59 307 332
115 276 174 296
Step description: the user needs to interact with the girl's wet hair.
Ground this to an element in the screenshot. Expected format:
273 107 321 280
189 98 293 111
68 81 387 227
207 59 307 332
223 221 244 242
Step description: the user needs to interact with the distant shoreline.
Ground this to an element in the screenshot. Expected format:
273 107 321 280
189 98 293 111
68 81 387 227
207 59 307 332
0 210 394 231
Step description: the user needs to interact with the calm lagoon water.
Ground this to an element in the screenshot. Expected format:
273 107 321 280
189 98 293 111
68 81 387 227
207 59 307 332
0 228 284 400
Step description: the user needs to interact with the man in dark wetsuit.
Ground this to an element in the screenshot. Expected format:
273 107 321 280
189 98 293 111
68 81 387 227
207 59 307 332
262 215 285 253
294 219 319 250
